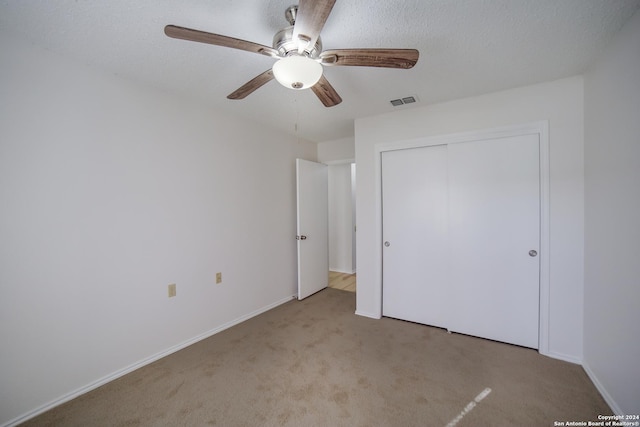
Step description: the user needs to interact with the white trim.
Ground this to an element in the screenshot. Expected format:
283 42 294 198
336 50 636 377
583 362 623 416
4 294 297 427
329 268 356 274
373 122 551 355
538 121 551 356
322 158 355 166
545 351 582 365
355 310 381 319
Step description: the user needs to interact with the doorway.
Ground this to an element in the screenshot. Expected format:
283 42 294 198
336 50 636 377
328 162 356 292
328 271 356 292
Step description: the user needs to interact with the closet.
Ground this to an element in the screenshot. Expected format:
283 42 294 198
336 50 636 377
381 134 540 349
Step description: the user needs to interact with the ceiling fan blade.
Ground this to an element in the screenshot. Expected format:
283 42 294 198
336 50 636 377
293 0 336 54
227 69 275 100
320 48 419 69
311 75 342 107
165 25 279 58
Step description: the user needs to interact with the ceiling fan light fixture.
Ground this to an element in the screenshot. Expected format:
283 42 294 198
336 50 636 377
272 55 322 90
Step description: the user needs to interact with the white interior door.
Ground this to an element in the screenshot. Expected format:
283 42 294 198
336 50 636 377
447 135 540 348
382 145 450 327
296 159 328 300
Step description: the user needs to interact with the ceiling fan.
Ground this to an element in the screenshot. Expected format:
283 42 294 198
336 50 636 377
164 0 419 107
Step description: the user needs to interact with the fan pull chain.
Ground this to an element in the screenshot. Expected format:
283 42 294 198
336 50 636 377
294 96 300 143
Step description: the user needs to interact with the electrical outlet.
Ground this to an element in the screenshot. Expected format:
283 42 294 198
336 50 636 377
168 283 176 298
216 272 222 284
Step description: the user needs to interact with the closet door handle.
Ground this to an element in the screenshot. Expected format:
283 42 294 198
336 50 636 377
529 250 537 257
384 241 391 247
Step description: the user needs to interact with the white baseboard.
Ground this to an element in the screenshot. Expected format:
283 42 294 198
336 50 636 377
329 269 356 274
582 362 623 416
540 353 623 415
541 350 582 365
4 294 297 427
355 310 381 319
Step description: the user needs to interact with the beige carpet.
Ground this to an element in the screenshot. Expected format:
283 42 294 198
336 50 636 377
23 288 610 426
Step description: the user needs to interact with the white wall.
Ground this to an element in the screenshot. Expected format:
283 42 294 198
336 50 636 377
317 136 355 164
328 164 354 273
0 32 316 426
355 76 585 362
583 10 640 415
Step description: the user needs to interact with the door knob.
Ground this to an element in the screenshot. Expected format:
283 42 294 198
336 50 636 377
300 235 307 240
529 250 537 257
384 241 390 247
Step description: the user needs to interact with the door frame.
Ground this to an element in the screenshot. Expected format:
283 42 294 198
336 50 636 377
372 122 551 356
325 159 357 275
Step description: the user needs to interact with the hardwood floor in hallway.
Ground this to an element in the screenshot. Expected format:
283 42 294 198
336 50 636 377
328 271 356 292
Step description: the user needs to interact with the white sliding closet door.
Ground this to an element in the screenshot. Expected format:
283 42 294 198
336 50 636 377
382 145 449 328
447 135 540 348
381 134 540 349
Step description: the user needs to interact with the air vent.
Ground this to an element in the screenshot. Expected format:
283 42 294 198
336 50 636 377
390 96 418 107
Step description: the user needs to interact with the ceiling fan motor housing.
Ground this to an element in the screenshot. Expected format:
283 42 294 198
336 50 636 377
273 26 322 58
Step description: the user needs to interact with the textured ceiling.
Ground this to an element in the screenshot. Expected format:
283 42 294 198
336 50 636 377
1 0 639 142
